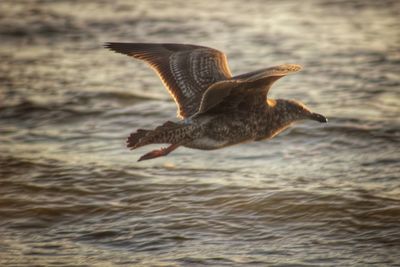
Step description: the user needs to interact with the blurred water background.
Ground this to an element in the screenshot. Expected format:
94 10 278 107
1 0 400 266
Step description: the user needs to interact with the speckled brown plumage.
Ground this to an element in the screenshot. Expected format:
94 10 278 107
105 42 327 161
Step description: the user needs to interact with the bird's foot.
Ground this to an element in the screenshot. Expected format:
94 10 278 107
137 143 180 162
138 148 167 161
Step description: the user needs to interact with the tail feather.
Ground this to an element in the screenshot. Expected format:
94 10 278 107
126 121 184 150
126 129 151 149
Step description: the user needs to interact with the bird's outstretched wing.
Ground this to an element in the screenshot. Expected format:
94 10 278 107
195 64 302 115
105 42 232 118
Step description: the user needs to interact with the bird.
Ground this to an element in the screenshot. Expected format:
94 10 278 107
105 42 327 161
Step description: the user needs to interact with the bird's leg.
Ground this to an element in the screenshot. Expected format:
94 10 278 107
137 143 181 162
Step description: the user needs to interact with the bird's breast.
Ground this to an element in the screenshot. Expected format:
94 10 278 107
184 137 230 150
184 114 258 150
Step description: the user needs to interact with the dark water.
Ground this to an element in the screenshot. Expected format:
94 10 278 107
1 0 400 265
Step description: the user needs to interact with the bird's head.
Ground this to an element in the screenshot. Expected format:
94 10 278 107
274 99 328 123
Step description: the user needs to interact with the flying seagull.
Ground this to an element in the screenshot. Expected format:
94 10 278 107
105 43 327 161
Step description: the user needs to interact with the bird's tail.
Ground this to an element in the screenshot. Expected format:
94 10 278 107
127 129 152 149
126 121 187 150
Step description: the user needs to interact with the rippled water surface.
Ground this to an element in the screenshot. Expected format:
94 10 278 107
1 0 400 266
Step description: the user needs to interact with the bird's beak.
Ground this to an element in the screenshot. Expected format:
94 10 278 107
310 113 328 123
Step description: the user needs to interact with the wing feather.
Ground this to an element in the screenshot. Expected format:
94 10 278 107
105 42 232 118
196 64 302 115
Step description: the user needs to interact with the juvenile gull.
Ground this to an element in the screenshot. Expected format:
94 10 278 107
105 43 327 161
